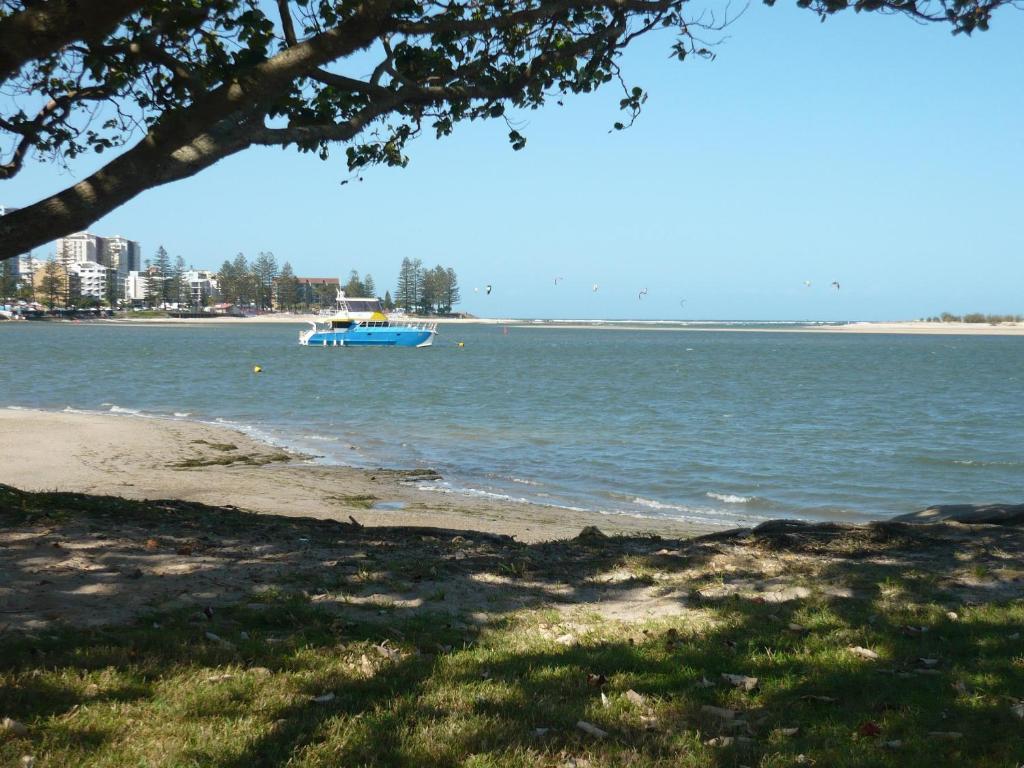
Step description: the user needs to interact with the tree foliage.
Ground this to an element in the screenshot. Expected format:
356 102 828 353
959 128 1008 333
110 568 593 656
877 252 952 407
342 269 376 298
395 258 459 314
1 0 1007 261
275 260 299 310
38 256 64 308
252 251 279 310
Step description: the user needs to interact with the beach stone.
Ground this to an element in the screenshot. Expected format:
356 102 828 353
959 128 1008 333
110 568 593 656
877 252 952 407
893 504 1024 526
576 526 607 541
2 718 28 737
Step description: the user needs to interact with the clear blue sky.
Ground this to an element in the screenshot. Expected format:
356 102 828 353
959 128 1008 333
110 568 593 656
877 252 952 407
4 4 1023 320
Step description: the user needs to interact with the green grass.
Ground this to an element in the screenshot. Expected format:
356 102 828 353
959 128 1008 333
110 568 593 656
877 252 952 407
2 487 1023 766
2 592 1022 766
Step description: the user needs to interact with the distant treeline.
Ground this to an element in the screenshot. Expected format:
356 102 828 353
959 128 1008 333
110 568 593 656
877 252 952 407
925 312 1024 324
395 258 460 315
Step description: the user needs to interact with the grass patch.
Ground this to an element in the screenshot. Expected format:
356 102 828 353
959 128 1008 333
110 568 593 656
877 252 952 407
2 597 1024 766
3 487 1024 766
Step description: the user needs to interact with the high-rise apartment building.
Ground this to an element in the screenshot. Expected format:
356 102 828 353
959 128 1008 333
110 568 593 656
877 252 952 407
57 231 140 276
103 236 141 275
57 231 105 267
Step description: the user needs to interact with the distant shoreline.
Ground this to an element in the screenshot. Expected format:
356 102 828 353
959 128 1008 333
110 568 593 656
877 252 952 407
8 314 1023 335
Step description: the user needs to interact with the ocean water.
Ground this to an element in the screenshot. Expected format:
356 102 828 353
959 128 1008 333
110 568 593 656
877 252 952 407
1 321 1022 526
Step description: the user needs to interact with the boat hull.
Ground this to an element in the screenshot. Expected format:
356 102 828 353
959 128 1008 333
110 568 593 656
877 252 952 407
300 326 435 348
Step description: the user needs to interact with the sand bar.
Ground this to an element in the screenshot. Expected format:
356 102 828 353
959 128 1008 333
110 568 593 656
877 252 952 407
0 409 715 542
36 315 1024 334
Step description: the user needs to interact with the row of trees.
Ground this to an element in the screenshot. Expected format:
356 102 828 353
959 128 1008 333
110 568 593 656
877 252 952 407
395 259 461 315
928 312 1024 324
216 251 287 310
143 246 190 307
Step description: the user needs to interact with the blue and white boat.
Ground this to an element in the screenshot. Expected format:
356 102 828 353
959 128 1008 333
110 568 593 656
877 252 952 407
299 295 436 348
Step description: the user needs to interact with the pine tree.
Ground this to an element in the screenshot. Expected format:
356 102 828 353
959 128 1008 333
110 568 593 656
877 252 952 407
383 290 394 311
344 269 362 297
444 267 460 313
409 258 423 313
105 267 120 307
39 257 63 309
251 251 279 310
142 258 160 307
276 261 299 310
216 259 236 304
363 273 376 297
152 245 171 305
0 258 15 299
231 253 252 307
171 254 186 306
396 257 414 311
420 265 445 314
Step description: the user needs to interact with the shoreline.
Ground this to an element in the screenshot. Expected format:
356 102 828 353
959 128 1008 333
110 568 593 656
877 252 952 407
6 314 1023 334
0 408 717 542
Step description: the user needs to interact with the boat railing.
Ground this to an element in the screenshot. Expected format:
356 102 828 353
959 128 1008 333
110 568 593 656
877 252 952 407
362 320 437 332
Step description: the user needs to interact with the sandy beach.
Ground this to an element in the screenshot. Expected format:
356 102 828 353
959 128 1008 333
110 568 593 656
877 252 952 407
0 409 713 542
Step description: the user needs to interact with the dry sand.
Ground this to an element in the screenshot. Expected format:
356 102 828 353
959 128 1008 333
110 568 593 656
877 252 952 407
509 321 1024 335
0 409 713 543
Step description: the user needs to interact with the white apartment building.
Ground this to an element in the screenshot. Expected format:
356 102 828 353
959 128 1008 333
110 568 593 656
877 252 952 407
57 231 141 278
123 270 149 303
68 261 111 299
185 269 219 307
57 231 103 267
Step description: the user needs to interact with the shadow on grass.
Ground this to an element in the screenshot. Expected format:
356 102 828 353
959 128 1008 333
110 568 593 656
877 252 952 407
3 486 1024 766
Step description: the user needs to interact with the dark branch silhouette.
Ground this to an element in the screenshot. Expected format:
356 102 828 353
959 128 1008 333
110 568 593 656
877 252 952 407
0 0 1018 260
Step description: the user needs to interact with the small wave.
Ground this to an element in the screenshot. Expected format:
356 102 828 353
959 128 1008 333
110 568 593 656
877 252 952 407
706 491 753 504
916 454 1024 469
173 412 191 418
420 482 589 512
109 405 143 415
631 496 693 513
510 477 540 486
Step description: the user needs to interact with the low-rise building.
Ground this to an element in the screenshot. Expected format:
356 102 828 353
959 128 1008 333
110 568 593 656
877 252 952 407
123 270 149 305
185 269 219 307
68 261 111 300
294 277 340 306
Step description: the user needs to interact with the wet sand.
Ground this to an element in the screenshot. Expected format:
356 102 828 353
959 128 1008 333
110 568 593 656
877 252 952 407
0 409 714 542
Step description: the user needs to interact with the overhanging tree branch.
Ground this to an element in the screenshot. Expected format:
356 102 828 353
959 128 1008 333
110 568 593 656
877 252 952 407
0 0 149 83
0 0 1019 261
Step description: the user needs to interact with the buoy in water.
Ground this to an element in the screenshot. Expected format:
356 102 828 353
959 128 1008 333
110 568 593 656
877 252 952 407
253 365 262 373
457 341 465 348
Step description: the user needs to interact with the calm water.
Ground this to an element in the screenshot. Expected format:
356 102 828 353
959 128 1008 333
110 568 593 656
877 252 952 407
1 321 1022 526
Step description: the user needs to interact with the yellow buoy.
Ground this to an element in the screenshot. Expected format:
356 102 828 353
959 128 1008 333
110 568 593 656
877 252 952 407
253 365 262 373
457 341 465 348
